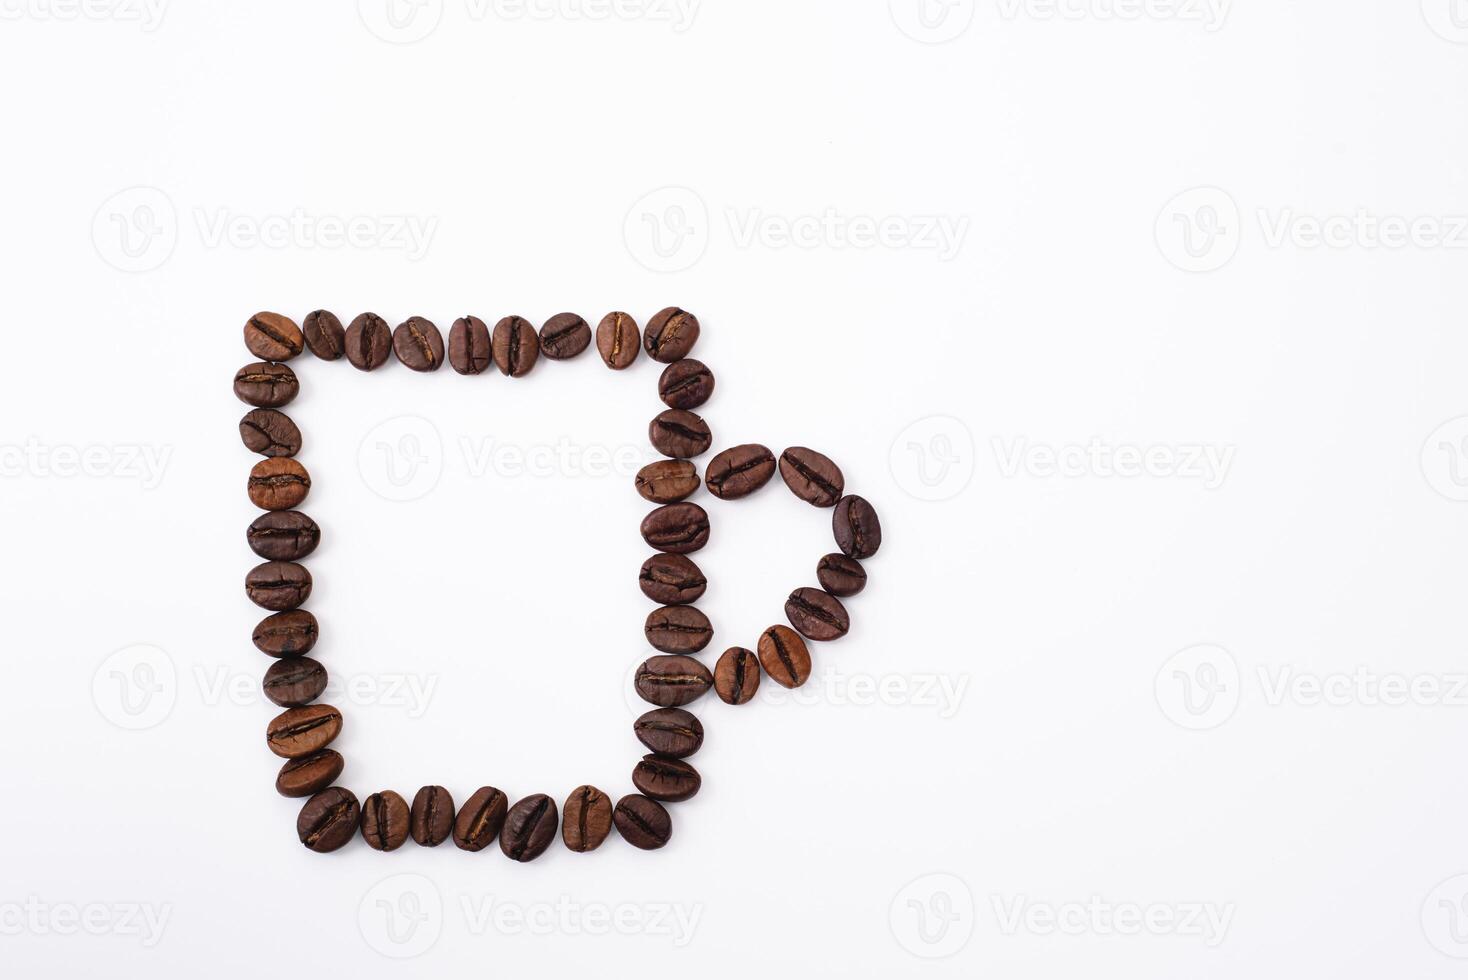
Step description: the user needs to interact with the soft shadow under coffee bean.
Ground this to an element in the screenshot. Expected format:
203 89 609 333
643 307 700 363
263 656 328 707
705 444 776 499
639 554 707 605
715 647 760 705
360 790 411 851
500 794 558 862
640 503 710 554
649 409 712 458
632 755 701 802
345 313 392 371
248 458 310 510
614 794 671 850
393 316 444 372
633 708 704 758
297 787 359 853
757 625 812 689
246 561 312 611
275 749 343 798
234 362 298 408
645 605 713 654
658 359 715 410
247 511 320 561
411 785 455 847
540 313 591 360
596 312 640 369
563 785 613 853
636 459 701 503
267 704 343 759
239 409 301 457
635 655 714 707
253 609 318 657
448 316 492 375
302 310 345 360
778 447 845 507
785 587 850 641
454 786 508 852
244 312 303 361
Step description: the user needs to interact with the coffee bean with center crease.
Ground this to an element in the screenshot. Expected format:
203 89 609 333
246 561 312 611
785 587 850 641
636 459 701 503
247 510 320 561
453 786 508 852
501 794 558 862
596 312 640 369
817 553 867 597
263 656 328 706
345 313 392 370
757 625 812 689
411 786 455 847
275 749 343 798
244 311 303 361
635 655 714 707
639 554 706 605
297 787 359 853
650 409 712 459
239 409 302 458
633 707 704 758
302 310 345 360
705 444 776 499
614 795 671 850
360 790 410 852
393 316 444 372
633 755 701 802
778 447 845 507
563 785 613 853
644 307 701 363
645 605 713 654
640 503 710 554
253 609 318 657
834 495 883 559
234 362 298 408
658 358 715 410
715 647 760 705
448 316 492 374
248 458 310 510
493 315 540 377
540 313 591 360
267 704 342 759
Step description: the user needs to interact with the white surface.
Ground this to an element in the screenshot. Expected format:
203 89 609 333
2 2 1467 976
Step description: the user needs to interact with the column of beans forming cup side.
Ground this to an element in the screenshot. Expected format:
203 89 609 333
235 307 881 856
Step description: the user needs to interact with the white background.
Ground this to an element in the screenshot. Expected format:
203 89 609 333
2 0 1467 976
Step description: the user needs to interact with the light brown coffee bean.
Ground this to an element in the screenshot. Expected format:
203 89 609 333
635 460 701 503
244 312 303 361
596 312 640 369
757 625 811 689
248 458 310 510
714 647 760 705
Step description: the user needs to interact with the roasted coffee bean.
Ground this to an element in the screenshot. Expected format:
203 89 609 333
649 409 712 458
834 495 882 559
492 315 540 377
714 647 760 705
757 625 811 689
778 447 845 507
247 510 320 561
640 503 710 554
239 409 302 457
562 785 613 853
267 704 342 759
244 311 303 361
253 609 318 657
263 656 328 707
705 444 776 499
613 795 671 850
635 459 701 503
234 362 298 408
345 313 392 370
392 316 444 372
454 786 508 852
297 787 359 853
633 708 704 758
633 755 701 802
644 307 700 363
539 313 591 360
639 554 706 605
411 785 455 847
246 561 313 611
645 605 713 654
635 655 714 707
500 794 558 862
275 749 343 798
785 587 850 641
658 359 715 410
302 310 345 360
596 312 640 369
817 553 866 597
448 316 492 374
360 790 411 852
248 458 310 510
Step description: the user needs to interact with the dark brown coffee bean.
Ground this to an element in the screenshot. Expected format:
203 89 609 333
246 561 312 611
714 647 760 705
539 313 591 360
392 316 444 372
639 554 706 605
253 609 318 657
649 410 712 459
248 458 310 510
779 447 845 507
247 510 320 561
757 625 811 689
613 795 671 850
817 553 866 597
785 587 850 641
263 656 328 706
562 785 613 853
633 755 701 802
644 307 700 363
658 359 714 410
454 786 508 852
302 310 345 360
645 605 713 654
448 316 492 374
705 444 776 499
635 655 713 707
596 312 640 369
410 786 455 847
275 749 343 798
297 787 359 853
234 362 298 408
492 315 539 377
360 790 410 852
633 708 704 758
345 313 392 370
635 459 700 503
239 409 302 458
500 794 558 862
267 704 342 759
244 311 303 361
640 503 710 554
834 495 882 559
